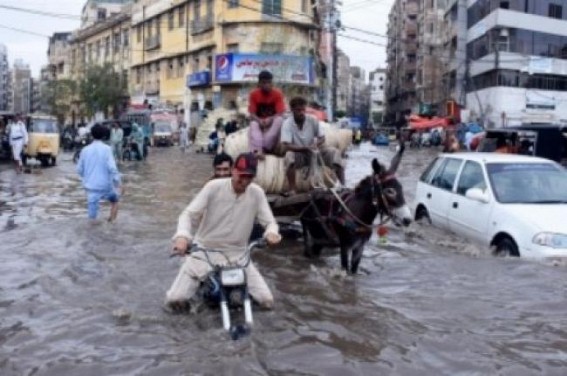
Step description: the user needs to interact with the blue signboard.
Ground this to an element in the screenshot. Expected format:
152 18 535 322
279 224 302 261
186 71 211 87
215 53 314 85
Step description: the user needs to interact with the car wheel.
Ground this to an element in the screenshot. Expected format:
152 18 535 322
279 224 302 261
494 237 520 257
50 157 57 166
415 206 431 224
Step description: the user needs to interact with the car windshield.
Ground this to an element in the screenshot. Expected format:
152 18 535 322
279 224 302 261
31 119 58 133
155 123 172 132
487 162 567 203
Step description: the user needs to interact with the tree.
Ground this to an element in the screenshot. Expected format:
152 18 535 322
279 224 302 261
79 63 125 119
41 79 77 125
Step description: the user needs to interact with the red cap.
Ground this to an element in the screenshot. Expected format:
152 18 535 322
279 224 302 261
234 153 258 176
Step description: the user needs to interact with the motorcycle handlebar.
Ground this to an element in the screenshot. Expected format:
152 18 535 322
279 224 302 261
170 239 268 260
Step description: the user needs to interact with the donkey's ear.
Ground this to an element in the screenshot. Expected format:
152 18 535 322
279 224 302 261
372 158 382 174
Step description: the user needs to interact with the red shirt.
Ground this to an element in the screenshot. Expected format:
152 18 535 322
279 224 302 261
248 88 286 119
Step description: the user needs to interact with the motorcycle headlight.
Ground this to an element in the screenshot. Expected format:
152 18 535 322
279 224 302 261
532 233 567 249
220 268 246 286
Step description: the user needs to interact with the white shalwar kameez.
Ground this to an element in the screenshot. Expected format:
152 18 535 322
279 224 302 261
9 121 29 166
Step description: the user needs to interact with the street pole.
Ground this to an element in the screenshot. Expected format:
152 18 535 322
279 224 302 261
324 0 336 122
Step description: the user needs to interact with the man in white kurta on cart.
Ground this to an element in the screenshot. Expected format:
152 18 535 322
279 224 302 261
8 115 29 173
166 152 282 312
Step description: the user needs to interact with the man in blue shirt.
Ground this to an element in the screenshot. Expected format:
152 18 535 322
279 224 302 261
77 123 122 222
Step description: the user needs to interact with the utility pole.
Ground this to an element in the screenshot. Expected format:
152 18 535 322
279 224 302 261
324 0 338 122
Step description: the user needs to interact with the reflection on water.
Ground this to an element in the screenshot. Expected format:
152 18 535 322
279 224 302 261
0 144 566 375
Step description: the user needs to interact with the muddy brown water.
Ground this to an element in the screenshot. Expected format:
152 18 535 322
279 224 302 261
0 144 566 375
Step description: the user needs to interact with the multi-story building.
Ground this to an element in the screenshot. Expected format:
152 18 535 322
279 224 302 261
465 0 567 127
442 0 467 112
336 49 351 115
369 68 387 126
0 44 9 111
416 0 446 115
68 3 131 120
386 0 419 123
10 59 32 114
348 66 368 122
81 0 133 28
130 0 319 111
47 32 73 80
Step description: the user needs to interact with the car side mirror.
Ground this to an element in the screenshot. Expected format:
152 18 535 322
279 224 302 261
465 187 490 203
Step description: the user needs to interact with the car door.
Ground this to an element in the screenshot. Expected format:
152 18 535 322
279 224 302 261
424 157 464 229
449 161 494 245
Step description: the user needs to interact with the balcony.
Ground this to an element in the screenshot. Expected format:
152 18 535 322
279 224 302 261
144 35 161 51
191 16 214 35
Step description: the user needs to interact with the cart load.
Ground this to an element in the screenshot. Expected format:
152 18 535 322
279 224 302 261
224 122 349 194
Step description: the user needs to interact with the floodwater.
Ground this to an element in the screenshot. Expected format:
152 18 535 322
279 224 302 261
0 143 565 376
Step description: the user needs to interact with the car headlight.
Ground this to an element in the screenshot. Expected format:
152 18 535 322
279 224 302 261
532 233 567 249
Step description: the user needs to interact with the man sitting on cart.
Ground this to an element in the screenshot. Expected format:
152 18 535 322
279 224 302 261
248 70 286 159
281 96 344 196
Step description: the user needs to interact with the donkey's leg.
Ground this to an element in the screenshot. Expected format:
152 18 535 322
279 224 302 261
350 239 366 274
340 244 349 271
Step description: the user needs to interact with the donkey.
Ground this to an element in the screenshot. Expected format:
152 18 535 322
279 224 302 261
300 144 412 274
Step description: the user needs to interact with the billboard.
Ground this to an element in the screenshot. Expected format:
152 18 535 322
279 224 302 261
215 53 314 85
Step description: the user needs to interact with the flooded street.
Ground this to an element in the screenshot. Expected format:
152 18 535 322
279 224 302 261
1 144 566 375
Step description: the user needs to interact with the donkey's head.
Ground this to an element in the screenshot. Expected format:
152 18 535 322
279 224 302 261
370 155 412 227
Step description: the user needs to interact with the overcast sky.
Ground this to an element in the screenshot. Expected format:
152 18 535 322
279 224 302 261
0 0 393 80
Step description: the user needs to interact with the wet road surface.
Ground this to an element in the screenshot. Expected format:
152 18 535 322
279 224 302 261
0 144 566 375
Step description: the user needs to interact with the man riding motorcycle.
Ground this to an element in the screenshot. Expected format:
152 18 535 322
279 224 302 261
166 153 281 312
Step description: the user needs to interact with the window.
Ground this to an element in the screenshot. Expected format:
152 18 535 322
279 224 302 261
192 56 199 72
457 161 486 195
262 0 282 16
228 0 239 8
136 67 142 84
549 4 563 19
95 40 101 60
227 43 239 53
137 26 142 43
177 57 185 77
260 42 283 54
147 19 153 37
156 16 161 36
168 10 175 30
105 37 110 57
97 8 107 21
114 33 121 53
123 30 129 48
431 158 462 191
194 0 201 20
207 0 214 17
301 0 308 13
179 5 185 27
167 58 174 79
420 157 444 183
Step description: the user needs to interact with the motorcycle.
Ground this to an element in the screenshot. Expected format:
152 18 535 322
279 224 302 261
176 239 267 340
72 136 90 163
122 136 144 161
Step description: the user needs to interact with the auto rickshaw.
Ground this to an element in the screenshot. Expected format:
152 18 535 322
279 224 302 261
23 115 60 167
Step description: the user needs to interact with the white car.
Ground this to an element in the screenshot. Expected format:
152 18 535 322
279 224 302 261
414 153 567 258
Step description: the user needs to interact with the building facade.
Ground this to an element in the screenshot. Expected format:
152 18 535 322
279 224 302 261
348 66 369 123
68 3 132 120
442 0 467 112
81 0 133 28
130 0 319 111
10 59 32 114
369 68 387 126
416 0 446 115
336 49 351 115
386 0 419 123
465 0 567 127
48 32 73 80
0 44 9 111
